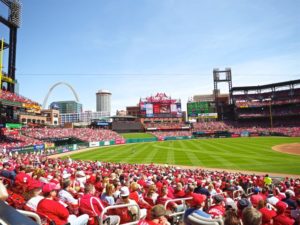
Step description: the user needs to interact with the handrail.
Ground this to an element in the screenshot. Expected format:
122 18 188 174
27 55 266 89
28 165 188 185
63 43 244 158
100 203 141 225
246 187 253 195
164 197 192 217
17 209 42 225
233 190 241 200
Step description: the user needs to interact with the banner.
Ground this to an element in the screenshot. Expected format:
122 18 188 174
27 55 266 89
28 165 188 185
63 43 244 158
104 141 110 146
34 144 44 150
145 103 153 117
73 144 78 150
45 143 55 149
115 139 126 144
89 142 100 147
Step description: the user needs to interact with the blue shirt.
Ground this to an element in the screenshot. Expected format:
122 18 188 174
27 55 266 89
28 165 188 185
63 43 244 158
184 208 211 225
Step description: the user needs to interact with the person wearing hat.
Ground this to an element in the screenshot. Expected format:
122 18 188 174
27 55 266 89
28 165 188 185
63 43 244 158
184 193 211 225
273 201 295 225
237 198 251 218
116 186 147 223
208 195 225 218
250 187 264 208
25 179 44 211
138 204 170 225
37 183 89 225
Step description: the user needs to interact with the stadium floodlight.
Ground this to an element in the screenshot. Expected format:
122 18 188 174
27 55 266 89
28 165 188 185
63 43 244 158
8 0 22 27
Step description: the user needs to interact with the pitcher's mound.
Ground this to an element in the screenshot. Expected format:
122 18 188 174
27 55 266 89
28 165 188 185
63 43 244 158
272 143 300 155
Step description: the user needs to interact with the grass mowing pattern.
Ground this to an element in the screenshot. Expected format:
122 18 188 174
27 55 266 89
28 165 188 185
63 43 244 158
121 133 155 139
69 137 300 175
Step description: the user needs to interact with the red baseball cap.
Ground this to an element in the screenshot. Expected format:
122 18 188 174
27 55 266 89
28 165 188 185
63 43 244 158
27 180 42 191
276 201 288 213
191 193 206 207
42 183 60 193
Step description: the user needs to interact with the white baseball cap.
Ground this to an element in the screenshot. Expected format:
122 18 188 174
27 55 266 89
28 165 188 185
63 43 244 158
120 186 130 197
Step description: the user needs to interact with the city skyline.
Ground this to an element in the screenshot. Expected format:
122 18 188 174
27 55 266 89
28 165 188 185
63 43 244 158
1 0 299 114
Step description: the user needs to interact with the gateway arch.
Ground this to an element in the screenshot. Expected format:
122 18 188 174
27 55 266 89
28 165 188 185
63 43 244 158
42 82 80 109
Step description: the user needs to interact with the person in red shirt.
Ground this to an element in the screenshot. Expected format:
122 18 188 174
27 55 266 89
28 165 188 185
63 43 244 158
173 182 185 198
259 206 276 225
273 201 295 225
138 204 170 225
14 165 32 192
208 195 225 218
37 183 88 225
79 183 120 225
250 187 264 208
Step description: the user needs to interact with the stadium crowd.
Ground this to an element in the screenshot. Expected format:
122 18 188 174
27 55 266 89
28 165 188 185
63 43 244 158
144 122 188 130
149 131 192 139
0 90 40 106
22 128 125 143
0 152 300 225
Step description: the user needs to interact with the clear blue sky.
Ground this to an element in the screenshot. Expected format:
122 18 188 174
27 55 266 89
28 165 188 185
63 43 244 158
3 0 300 113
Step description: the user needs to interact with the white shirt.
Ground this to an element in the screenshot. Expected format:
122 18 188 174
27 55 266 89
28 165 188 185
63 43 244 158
26 196 44 211
58 189 78 205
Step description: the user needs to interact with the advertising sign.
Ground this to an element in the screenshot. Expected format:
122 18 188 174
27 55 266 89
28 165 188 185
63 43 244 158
89 142 100 147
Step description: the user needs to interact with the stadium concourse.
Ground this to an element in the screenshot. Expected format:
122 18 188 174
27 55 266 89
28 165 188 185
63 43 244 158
0 151 300 225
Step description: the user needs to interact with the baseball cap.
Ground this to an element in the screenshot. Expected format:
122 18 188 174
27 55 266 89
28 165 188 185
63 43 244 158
151 204 167 219
237 198 251 210
213 195 224 203
276 201 288 213
27 180 42 191
120 186 130 197
253 187 260 194
191 193 206 207
42 183 60 193
225 198 237 210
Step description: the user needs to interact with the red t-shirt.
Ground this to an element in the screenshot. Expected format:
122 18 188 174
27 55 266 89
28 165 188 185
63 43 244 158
208 205 225 218
37 198 69 225
273 214 295 225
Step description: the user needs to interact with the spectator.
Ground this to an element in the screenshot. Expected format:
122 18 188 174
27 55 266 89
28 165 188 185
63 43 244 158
79 183 120 225
101 183 116 206
116 186 147 222
184 193 211 225
0 179 8 201
282 191 297 210
208 195 225 218
138 204 170 225
25 179 44 211
242 207 262 225
273 201 295 225
37 183 89 225
224 208 241 225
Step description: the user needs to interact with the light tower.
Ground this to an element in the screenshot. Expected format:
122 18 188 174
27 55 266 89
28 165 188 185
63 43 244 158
0 0 22 93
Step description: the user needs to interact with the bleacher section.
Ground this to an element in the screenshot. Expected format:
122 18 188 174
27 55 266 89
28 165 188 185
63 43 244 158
0 152 299 225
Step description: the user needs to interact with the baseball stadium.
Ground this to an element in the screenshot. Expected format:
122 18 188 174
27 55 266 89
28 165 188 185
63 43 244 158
0 1 300 225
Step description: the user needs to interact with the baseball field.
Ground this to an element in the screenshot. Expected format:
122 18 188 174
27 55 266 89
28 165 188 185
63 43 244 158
67 136 300 176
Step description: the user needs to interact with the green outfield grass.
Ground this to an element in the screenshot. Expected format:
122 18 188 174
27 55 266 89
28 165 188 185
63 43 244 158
69 137 300 175
121 133 155 139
